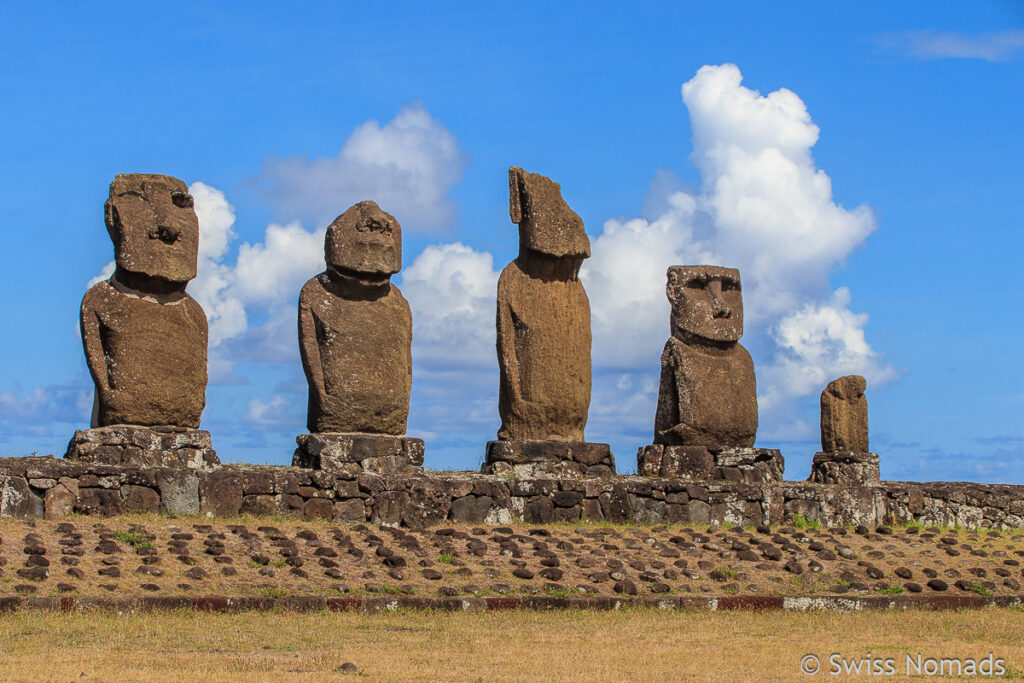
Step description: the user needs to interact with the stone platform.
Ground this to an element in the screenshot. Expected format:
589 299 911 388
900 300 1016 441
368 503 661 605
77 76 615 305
292 433 424 476
64 426 219 470
482 440 615 478
809 451 881 486
637 445 783 484
1 455 1024 530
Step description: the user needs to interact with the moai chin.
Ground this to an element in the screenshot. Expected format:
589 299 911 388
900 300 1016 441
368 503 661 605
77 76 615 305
638 266 783 483
68 173 217 470
294 201 423 476
484 167 614 478
809 375 879 485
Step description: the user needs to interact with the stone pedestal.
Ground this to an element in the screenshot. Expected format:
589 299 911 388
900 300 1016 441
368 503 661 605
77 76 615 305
637 445 783 484
293 433 424 476
64 426 219 470
482 440 615 478
809 452 880 486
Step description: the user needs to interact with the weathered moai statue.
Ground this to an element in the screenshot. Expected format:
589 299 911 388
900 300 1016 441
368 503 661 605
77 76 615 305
66 173 219 469
637 266 782 484
292 201 424 476
809 375 879 485
482 166 615 478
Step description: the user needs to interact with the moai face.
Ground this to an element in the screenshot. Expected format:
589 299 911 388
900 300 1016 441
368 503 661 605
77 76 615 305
104 174 199 284
509 166 590 259
325 201 402 279
667 265 744 343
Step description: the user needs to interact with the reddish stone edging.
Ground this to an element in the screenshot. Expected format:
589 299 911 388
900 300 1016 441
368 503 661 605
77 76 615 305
0 593 1019 614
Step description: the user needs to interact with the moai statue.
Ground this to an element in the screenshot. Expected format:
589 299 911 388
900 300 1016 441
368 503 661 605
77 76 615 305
809 375 879 485
482 166 615 478
637 266 782 484
292 201 424 476
66 173 218 469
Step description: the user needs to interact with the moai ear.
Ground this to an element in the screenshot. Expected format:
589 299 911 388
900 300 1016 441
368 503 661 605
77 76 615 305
104 198 119 241
665 267 683 306
508 166 523 224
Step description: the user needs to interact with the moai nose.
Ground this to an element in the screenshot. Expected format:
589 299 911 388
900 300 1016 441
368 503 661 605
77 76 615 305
154 225 181 244
709 279 731 319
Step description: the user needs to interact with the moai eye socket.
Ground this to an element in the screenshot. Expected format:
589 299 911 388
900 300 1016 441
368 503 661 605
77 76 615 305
685 278 707 290
171 192 194 209
357 219 393 235
721 278 740 292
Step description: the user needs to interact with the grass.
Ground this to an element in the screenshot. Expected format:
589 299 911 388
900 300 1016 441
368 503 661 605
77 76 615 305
792 514 820 530
437 553 455 564
878 585 905 595
0 608 1021 680
258 587 288 598
109 530 153 549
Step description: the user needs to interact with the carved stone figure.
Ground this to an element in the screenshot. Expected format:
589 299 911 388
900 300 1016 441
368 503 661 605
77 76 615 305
81 174 208 428
820 375 868 453
484 167 613 477
294 201 422 475
638 266 781 482
655 265 756 447
810 375 879 485
497 166 592 441
68 173 217 468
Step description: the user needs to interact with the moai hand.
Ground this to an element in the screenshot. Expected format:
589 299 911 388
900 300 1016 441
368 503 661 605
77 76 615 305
298 201 412 434
80 174 208 428
654 265 757 447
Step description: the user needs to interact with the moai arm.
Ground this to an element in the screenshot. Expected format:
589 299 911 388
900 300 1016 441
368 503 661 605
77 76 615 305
79 288 113 414
496 282 525 419
654 340 703 445
298 283 327 409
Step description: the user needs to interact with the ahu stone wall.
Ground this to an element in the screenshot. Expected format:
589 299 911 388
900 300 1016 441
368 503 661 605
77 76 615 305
1 456 1023 531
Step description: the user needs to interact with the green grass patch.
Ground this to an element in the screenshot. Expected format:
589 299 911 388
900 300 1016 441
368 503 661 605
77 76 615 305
792 515 820 530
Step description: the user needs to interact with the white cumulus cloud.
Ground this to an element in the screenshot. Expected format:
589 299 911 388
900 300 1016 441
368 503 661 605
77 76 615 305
401 242 499 368
257 102 467 232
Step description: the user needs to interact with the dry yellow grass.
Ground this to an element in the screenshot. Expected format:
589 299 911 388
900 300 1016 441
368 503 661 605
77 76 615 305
0 607 1022 681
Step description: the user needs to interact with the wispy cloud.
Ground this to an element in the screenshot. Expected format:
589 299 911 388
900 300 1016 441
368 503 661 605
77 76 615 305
880 29 1024 62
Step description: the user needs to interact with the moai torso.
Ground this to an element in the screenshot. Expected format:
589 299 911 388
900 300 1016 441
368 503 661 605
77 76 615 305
298 201 412 435
820 375 868 452
82 281 207 427
654 336 756 447
80 174 208 428
497 257 592 441
299 274 411 434
496 167 593 442
653 265 757 448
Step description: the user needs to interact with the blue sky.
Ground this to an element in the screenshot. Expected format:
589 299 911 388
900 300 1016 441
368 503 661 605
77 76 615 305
0 2 1021 482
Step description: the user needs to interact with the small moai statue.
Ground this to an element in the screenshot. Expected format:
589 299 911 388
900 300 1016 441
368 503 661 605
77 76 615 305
637 266 782 483
293 201 424 476
809 375 879 485
66 173 219 469
482 166 614 478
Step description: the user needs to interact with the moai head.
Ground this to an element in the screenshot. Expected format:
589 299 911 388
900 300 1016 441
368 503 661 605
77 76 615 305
325 201 402 280
666 265 744 343
509 166 590 259
104 174 199 285
824 375 866 402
